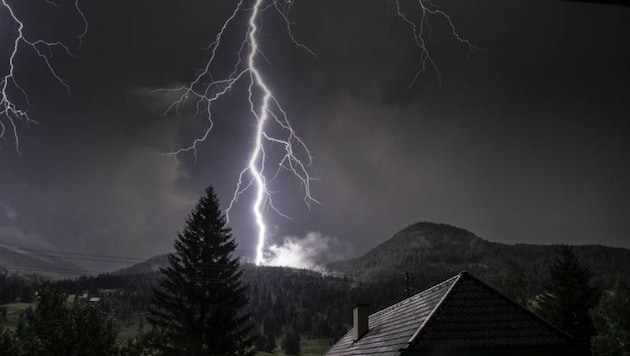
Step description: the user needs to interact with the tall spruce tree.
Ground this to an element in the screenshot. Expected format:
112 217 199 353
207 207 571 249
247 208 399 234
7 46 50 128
148 186 254 356
535 246 601 345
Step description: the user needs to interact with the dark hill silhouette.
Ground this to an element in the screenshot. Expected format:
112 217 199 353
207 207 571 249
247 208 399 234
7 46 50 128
113 254 169 275
328 222 630 294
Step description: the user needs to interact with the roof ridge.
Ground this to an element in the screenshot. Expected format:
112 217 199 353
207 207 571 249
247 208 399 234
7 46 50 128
407 271 578 349
406 272 464 343
369 273 461 320
456 271 578 341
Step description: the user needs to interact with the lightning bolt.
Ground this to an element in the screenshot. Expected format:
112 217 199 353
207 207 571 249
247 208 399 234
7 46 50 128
159 0 317 266
161 0 473 266
393 0 478 86
0 0 87 154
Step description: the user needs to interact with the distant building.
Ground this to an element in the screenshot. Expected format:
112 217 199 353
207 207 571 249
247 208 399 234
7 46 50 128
97 289 116 295
89 297 101 303
326 272 590 356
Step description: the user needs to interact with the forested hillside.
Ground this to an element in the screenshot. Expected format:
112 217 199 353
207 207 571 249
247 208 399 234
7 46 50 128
0 268 42 305
328 222 630 294
3 221 630 349
19 265 408 344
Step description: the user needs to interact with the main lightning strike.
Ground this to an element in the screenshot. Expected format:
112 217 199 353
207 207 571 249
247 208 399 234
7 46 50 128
160 0 317 266
162 0 472 266
0 0 87 154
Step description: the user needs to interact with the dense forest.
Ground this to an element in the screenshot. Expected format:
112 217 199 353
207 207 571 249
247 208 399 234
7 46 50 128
2 265 406 344
0 269 42 305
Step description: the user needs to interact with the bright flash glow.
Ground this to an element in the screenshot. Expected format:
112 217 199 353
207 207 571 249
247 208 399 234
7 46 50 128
265 232 352 272
161 0 472 266
0 0 87 154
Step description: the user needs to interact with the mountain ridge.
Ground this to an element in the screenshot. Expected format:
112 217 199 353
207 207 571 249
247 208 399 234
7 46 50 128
327 221 630 293
6 221 627 292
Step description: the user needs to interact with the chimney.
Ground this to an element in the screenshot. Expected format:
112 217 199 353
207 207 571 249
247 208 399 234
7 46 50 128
353 304 370 341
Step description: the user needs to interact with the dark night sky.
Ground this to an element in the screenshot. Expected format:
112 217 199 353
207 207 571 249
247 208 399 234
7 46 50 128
1 0 629 271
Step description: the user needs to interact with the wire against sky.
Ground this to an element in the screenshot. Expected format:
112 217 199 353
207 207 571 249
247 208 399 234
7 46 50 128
0 0 87 154
159 0 474 266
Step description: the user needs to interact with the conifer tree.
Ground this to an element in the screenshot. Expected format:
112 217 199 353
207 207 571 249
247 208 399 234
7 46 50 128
489 259 528 306
592 278 630 355
535 246 601 345
148 186 254 356
0 327 18 356
18 288 119 356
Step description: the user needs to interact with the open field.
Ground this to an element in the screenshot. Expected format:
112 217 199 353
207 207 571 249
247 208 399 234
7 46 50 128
1 294 89 329
0 302 34 329
256 338 332 356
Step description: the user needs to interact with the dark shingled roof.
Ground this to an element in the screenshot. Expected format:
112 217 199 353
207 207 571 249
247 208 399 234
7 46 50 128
326 274 458 356
325 272 581 355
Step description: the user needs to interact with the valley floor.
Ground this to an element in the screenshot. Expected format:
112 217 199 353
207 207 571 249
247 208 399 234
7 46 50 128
256 338 332 356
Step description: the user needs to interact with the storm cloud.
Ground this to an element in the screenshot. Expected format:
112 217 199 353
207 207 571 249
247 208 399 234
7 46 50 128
1 0 629 270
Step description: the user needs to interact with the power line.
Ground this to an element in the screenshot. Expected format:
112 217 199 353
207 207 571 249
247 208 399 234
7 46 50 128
0 241 147 264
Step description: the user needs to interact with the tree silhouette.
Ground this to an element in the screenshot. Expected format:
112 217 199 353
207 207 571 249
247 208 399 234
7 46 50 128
18 288 119 356
592 278 630 355
148 186 254 355
535 246 601 345
0 327 18 356
489 259 528 306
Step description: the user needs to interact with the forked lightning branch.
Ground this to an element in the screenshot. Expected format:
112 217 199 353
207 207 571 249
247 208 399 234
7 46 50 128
161 0 473 266
0 0 86 154
158 0 321 266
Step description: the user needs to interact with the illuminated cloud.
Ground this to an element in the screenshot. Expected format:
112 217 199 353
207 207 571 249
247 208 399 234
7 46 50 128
265 232 353 272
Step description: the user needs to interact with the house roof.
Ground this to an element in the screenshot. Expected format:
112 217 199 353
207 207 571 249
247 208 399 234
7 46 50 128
325 272 579 356
326 274 458 356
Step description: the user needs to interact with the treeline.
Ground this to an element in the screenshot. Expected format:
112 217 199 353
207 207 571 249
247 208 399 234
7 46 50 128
1 263 440 354
0 269 41 305
3 265 405 342
1 288 119 356
2 248 630 355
